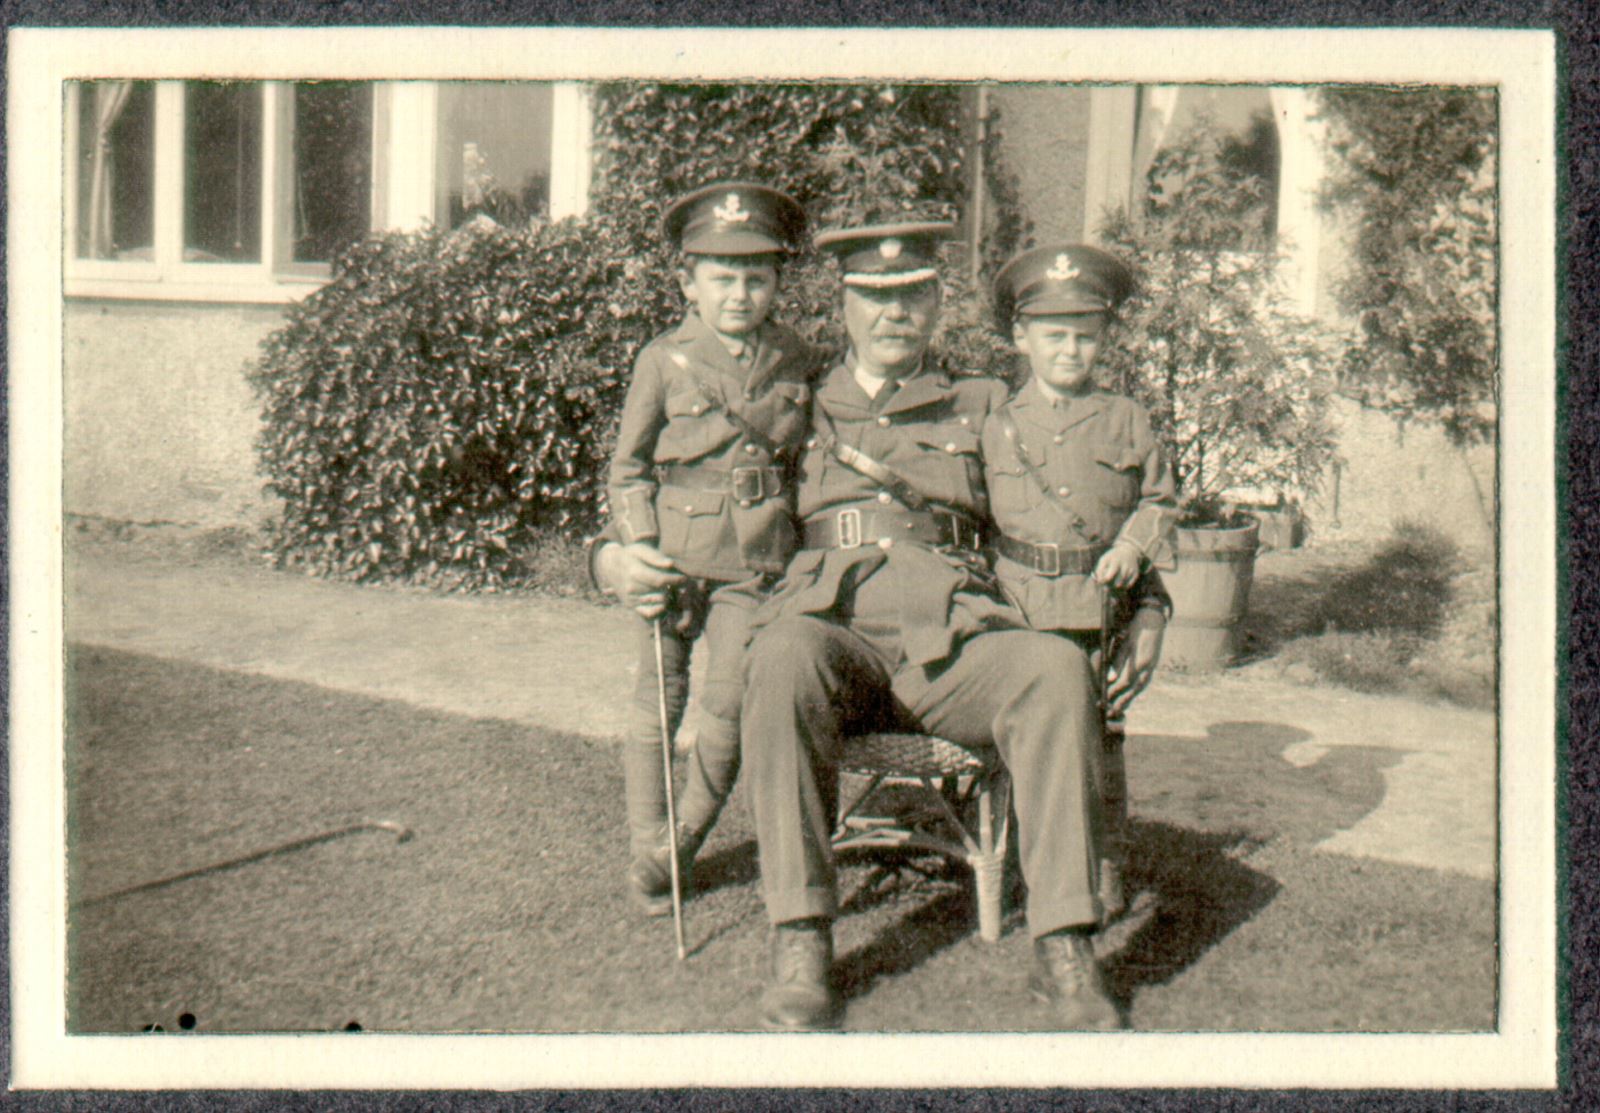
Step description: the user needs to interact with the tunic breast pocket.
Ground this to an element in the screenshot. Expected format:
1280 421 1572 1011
907 424 984 506
656 486 729 566
985 460 1042 521
656 390 737 463
1091 446 1143 509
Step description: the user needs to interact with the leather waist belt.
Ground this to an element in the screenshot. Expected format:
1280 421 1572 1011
802 507 981 552
992 535 1106 577
657 463 784 504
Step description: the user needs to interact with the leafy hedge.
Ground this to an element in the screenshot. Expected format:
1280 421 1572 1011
252 83 1019 589
250 217 651 586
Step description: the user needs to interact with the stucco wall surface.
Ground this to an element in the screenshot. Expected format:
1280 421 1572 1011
1304 395 1495 554
991 85 1091 243
66 300 285 529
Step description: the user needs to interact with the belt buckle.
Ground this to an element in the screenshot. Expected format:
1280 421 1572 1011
836 508 863 550
731 466 765 502
1035 542 1062 576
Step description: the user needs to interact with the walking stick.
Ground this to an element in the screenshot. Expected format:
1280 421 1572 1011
653 618 688 961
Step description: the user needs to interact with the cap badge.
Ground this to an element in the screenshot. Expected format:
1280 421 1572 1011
1046 254 1081 282
880 238 903 261
712 192 750 223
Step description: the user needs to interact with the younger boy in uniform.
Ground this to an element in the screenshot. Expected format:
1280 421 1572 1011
982 243 1179 913
607 182 815 915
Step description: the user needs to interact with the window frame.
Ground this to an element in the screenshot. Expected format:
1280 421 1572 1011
64 79 593 305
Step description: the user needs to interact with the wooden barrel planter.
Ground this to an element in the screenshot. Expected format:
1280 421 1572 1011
1162 517 1261 671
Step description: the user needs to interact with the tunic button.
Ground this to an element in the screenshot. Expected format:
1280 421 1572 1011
944 442 958 453
1057 486 1071 497
1053 434 1065 445
806 437 818 448
877 416 891 427
877 537 894 551
744 443 759 455
691 405 703 415
959 416 970 426
877 491 893 504
739 499 753 509
683 504 695 514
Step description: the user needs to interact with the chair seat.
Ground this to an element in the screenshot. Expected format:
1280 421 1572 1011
840 731 995 778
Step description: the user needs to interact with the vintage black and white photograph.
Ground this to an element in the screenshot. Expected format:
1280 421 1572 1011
9 27 1557 1089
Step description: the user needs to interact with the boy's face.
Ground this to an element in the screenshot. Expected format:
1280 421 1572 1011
1013 311 1110 395
679 256 780 338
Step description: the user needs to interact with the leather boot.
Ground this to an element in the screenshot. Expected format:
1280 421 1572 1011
1029 929 1124 1031
627 822 706 918
759 919 841 1031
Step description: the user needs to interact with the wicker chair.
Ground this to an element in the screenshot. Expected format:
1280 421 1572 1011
831 732 1013 943
830 719 1129 945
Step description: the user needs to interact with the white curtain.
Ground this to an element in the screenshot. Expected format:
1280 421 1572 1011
84 81 133 259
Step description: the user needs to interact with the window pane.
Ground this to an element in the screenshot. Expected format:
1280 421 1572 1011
184 81 262 263
292 82 373 263
75 81 155 260
435 82 554 228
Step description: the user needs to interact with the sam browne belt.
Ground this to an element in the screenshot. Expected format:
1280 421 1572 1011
802 506 981 552
992 535 1107 577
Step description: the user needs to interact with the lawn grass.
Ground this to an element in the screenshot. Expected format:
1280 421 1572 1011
67 644 1494 1034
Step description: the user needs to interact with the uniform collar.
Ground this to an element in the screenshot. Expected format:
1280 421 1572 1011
672 313 769 382
1014 377 1110 432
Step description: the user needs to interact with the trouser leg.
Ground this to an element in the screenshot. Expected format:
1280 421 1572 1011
894 629 1104 937
623 614 691 858
744 615 893 925
675 593 753 844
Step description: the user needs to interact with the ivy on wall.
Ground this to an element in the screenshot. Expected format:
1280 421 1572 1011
1317 87 1498 445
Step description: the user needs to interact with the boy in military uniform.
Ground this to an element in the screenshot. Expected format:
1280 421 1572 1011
983 242 1179 913
605 181 815 916
736 222 1124 1031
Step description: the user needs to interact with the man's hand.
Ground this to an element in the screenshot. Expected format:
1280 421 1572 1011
1105 607 1165 715
1093 542 1143 590
595 541 684 620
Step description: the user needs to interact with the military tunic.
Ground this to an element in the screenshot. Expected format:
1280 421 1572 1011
608 313 817 857
746 358 1109 938
983 381 1178 632
609 313 814 581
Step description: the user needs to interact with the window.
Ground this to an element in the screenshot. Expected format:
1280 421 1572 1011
65 80 592 303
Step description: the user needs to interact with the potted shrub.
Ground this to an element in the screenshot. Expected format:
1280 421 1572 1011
1097 117 1341 669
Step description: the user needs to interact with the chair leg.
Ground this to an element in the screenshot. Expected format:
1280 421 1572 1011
970 770 1009 944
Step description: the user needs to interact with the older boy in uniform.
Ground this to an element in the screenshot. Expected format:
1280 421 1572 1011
606 182 815 916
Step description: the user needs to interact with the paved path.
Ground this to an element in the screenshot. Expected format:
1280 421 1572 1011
66 545 1497 881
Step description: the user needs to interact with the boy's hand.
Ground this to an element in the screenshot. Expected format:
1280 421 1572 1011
1106 608 1165 715
595 541 684 620
1093 542 1143 589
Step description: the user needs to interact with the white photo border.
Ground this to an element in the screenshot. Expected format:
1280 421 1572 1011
8 25 1558 1090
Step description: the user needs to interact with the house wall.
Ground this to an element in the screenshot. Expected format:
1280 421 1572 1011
989 85 1093 242
65 300 285 528
1304 395 1496 555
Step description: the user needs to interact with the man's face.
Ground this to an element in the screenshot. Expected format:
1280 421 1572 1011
1013 311 1110 395
680 256 780 338
842 280 940 378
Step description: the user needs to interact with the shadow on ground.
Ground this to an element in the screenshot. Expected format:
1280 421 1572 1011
1238 527 1459 664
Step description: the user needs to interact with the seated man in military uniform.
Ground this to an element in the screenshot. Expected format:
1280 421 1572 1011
738 220 1144 1032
